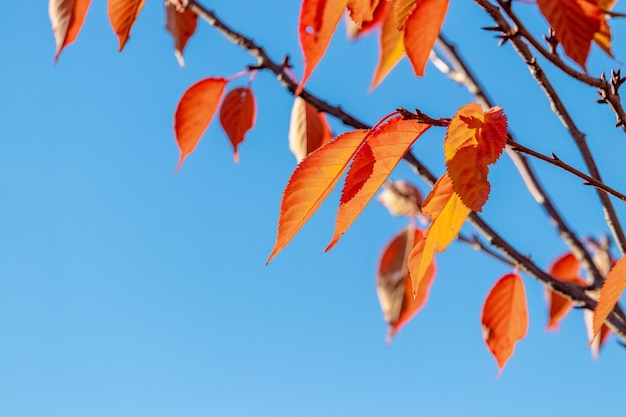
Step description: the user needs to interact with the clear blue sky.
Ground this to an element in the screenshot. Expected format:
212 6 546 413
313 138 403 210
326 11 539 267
1 2 625 416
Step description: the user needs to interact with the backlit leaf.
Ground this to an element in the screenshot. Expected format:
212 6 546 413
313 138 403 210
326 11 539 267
371 4 405 89
107 0 145 51
536 0 603 69
288 97 333 162
444 103 507 211
421 172 454 219
403 0 449 77
49 0 92 62
545 253 586 331
481 273 529 373
347 0 389 39
297 0 350 94
327 116 431 251
268 130 369 264
347 0 379 27
584 309 611 359
393 0 417 30
165 3 198 66
593 256 626 337
174 77 228 170
377 226 436 343
219 87 256 163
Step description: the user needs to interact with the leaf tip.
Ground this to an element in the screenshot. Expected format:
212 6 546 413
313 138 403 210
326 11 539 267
175 50 185 67
233 150 240 163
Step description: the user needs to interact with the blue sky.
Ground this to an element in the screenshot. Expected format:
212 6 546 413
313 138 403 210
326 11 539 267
1 1 625 416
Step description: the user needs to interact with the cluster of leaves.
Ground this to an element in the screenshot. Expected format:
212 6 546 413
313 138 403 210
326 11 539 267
48 0 626 373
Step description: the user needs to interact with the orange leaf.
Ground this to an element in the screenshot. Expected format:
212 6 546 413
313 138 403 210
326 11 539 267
297 0 350 94
49 0 92 62
347 0 379 27
592 255 626 337
165 3 198 67
377 226 436 343
481 273 529 373
545 253 586 331
347 0 389 39
174 77 228 170
107 0 145 51
444 103 507 211
403 0 449 77
584 309 612 359
268 129 369 264
536 0 603 69
393 0 417 30
327 116 431 251
219 87 256 163
594 14 613 56
288 97 333 162
371 4 405 89
409 180 470 291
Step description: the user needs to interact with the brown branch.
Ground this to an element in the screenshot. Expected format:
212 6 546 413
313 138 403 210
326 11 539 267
186 0 626 338
496 0 626 131
474 0 626 258
432 34 607 289
458 233 516 267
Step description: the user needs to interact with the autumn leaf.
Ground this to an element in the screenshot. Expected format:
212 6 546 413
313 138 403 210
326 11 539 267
347 0 379 27
174 77 228 170
49 0 92 62
288 97 333 162
592 256 626 338
545 253 586 331
403 0 449 77
165 2 198 67
377 226 436 343
408 173 470 292
268 129 369 264
327 116 431 251
347 0 389 39
481 273 529 373
444 103 507 212
219 87 256 163
393 0 417 30
371 3 405 89
377 180 424 218
593 0 615 56
584 309 611 359
536 0 603 69
107 0 145 51
297 0 350 94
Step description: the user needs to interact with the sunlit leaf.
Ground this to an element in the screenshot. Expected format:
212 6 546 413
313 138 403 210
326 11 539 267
371 4 405 89
347 0 389 39
219 87 256 163
268 130 369 264
297 0 350 94
327 116 431 251
545 253 586 331
481 273 529 373
377 226 436 343
393 0 417 30
165 2 198 66
403 0 449 77
377 180 424 217
584 309 611 359
347 0 379 27
107 0 145 51
288 97 333 162
49 0 92 62
593 256 626 337
174 77 228 170
536 0 603 69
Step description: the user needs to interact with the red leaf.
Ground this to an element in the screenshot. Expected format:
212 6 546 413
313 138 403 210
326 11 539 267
371 3 405 89
545 253 586 331
107 0 145 51
49 0 92 62
536 0 603 69
481 273 529 374
174 77 228 170
268 130 369 264
288 97 333 162
327 116 431 251
165 3 198 66
593 256 626 337
377 226 436 343
297 0 350 94
219 87 256 163
403 0 449 77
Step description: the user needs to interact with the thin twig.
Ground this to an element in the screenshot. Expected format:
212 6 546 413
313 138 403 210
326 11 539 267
186 0 626 339
458 233 516 267
474 0 626 258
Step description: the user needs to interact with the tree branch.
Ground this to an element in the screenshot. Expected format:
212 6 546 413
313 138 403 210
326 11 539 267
474 0 626 258
186 0 626 339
